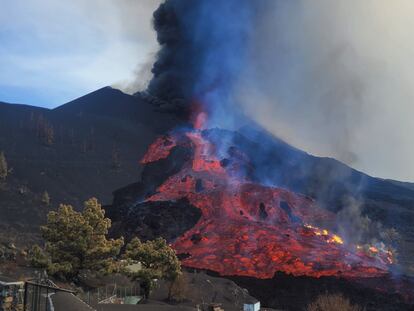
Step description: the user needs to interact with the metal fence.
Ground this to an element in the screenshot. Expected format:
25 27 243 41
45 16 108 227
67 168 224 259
78 284 141 308
23 281 75 311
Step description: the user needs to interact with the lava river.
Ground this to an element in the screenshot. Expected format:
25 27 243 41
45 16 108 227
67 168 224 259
140 120 394 279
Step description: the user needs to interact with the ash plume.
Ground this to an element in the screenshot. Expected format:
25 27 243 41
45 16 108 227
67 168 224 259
147 0 414 182
147 0 255 126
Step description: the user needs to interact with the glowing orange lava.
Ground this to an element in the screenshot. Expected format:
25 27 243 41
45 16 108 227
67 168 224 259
140 111 394 279
140 136 176 164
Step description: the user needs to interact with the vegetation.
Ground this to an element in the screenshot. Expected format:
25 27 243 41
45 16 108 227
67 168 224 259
0 151 8 180
28 245 49 269
41 191 50 206
44 125 54 146
169 273 188 302
124 237 182 300
36 115 54 146
307 293 362 311
29 197 182 301
36 198 124 279
111 148 121 169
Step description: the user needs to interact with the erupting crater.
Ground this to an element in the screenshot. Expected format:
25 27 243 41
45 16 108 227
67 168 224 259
139 112 394 280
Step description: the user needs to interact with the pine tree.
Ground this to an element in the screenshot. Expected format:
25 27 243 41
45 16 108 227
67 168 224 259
41 191 50 206
40 198 124 279
124 237 181 300
81 198 124 273
0 151 8 180
28 244 49 268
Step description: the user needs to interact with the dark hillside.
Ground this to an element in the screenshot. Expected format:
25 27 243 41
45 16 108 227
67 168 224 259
0 87 181 244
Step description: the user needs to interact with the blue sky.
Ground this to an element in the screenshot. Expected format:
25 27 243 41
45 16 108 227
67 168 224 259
0 0 160 108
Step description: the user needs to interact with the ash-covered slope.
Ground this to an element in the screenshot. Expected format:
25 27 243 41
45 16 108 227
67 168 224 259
0 87 181 244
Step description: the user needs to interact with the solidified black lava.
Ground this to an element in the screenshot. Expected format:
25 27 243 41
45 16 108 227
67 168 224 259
280 201 301 224
220 271 414 311
106 143 193 223
109 198 201 242
195 179 204 193
259 202 268 220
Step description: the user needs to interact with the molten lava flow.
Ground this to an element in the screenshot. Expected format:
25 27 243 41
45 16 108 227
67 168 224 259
186 132 225 174
140 112 395 279
140 136 176 164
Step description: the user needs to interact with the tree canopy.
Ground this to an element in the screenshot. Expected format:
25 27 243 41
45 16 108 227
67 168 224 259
124 237 181 299
40 198 124 279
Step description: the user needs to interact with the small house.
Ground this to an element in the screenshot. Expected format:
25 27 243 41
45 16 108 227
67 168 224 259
0 277 24 311
243 298 261 311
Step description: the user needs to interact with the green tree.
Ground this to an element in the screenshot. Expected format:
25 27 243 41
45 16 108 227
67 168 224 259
40 198 124 279
28 244 49 269
81 198 124 272
0 151 8 180
124 237 181 300
41 191 50 206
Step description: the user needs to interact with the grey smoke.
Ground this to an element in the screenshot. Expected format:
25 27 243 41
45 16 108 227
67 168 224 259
114 51 157 94
236 0 414 182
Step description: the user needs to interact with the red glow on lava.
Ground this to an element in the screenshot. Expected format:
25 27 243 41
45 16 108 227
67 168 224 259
140 111 395 279
194 112 208 130
140 136 176 164
186 132 225 174
190 100 208 130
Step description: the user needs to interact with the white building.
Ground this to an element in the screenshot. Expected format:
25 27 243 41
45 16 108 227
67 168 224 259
243 298 260 311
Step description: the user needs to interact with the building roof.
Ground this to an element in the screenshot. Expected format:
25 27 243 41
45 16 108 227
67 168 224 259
0 276 24 286
50 292 96 311
97 305 196 311
244 298 260 304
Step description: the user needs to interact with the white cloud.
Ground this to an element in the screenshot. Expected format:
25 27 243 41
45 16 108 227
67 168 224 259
0 0 161 107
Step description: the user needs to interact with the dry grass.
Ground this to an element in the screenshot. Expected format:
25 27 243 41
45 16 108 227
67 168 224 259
169 273 189 302
307 293 363 311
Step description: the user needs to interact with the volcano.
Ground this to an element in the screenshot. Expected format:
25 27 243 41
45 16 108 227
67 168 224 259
106 107 414 309
142 125 392 279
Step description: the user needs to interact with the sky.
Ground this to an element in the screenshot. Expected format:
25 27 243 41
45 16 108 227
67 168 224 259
0 0 161 108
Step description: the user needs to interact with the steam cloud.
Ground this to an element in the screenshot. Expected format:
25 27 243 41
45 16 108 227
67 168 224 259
148 0 414 182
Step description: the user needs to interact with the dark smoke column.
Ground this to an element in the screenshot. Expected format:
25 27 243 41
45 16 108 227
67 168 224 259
146 0 255 123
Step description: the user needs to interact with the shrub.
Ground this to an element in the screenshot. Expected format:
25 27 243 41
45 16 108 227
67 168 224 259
124 237 182 300
0 151 7 180
39 198 124 279
169 273 188 302
41 191 50 206
307 293 363 311
28 245 49 269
